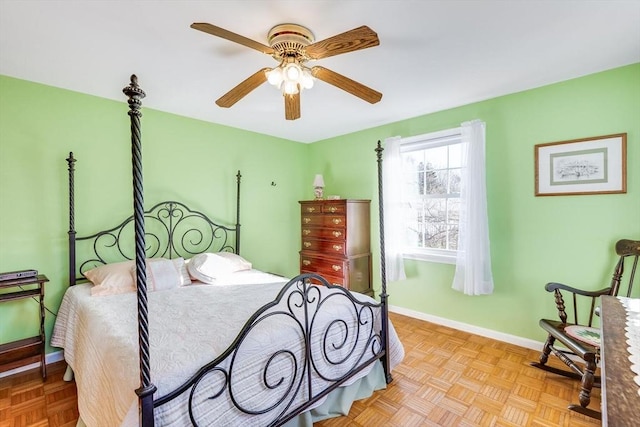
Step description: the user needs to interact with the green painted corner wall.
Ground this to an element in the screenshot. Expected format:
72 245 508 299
308 63 640 343
1 64 638 358
0 75 308 353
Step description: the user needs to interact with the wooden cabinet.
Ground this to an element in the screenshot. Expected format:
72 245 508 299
300 200 372 296
0 274 48 379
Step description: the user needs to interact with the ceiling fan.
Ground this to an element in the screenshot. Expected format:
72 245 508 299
191 22 383 120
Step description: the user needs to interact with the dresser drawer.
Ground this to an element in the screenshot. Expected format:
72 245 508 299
301 215 346 228
322 203 346 214
300 201 346 215
301 204 322 214
300 271 346 288
301 227 345 240
301 239 346 255
300 255 347 278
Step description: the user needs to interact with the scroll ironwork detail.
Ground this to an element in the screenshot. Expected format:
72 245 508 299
155 273 385 427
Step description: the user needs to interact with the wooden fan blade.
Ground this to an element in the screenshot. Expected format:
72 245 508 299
304 26 379 60
284 92 301 120
311 66 382 104
191 23 275 55
216 68 270 108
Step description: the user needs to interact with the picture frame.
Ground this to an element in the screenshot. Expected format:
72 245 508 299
535 133 627 196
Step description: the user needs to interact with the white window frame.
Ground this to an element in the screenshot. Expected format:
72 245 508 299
399 127 462 264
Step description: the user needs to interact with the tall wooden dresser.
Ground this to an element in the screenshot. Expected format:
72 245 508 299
299 199 373 296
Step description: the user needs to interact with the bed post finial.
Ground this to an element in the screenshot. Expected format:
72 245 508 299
123 74 146 116
376 140 392 384
123 75 156 427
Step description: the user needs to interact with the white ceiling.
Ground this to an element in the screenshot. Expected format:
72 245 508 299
1 1 639 143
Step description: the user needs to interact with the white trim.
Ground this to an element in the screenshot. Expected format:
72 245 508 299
389 305 543 351
400 127 462 150
0 350 64 379
403 250 457 264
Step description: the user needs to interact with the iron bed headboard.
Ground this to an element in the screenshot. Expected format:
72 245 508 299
67 155 242 285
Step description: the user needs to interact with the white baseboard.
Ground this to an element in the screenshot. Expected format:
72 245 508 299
389 305 544 351
0 350 64 379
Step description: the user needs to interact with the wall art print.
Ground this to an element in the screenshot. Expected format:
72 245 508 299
535 133 627 196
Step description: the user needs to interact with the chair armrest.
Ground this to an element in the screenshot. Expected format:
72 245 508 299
544 282 611 298
544 282 611 325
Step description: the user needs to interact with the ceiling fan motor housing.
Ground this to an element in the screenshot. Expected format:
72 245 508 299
268 24 314 61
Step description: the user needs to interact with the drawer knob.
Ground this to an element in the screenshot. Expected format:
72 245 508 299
332 265 342 271
302 260 311 266
332 231 342 238
306 207 316 213
332 218 342 225
303 217 311 224
332 244 343 252
303 242 311 248
329 206 337 213
303 229 311 235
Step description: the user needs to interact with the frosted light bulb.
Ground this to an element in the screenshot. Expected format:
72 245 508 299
285 64 300 81
267 67 283 86
283 81 299 95
301 69 314 89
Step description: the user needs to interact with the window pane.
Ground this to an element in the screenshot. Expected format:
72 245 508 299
403 171 420 197
404 200 423 247
425 145 448 169
448 143 462 168
425 223 447 249
424 198 446 225
449 168 461 194
448 225 459 250
424 169 448 195
447 198 460 223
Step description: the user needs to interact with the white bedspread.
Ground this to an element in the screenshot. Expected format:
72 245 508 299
51 274 404 426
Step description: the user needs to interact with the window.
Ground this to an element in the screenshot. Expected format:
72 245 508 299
399 128 462 263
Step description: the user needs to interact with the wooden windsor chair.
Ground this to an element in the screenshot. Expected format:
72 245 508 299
530 238 639 419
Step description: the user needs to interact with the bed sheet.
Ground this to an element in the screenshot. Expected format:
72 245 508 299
51 274 404 426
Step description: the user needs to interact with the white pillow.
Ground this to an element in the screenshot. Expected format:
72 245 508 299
171 257 192 286
86 260 136 296
135 258 192 291
187 253 237 284
215 252 252 271
145 259 181 291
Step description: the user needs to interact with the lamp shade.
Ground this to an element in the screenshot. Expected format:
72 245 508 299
313 174 325 187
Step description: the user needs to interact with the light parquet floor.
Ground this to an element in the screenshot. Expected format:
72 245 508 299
0 361 77 427
0 312 601 426
315 313 601 427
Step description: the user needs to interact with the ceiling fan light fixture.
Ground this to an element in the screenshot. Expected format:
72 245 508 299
267 61 313 95
283 80 299 95
301 69 314 89
266 67 283 86
284 63 301 80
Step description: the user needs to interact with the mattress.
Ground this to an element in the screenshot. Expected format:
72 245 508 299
51 272 404 426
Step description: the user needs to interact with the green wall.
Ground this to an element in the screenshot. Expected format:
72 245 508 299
0 75 308 353
1 64 638 358
308 63 640 342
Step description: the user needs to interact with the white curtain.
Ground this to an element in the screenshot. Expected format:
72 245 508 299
382 136 407 282
452 120 494 295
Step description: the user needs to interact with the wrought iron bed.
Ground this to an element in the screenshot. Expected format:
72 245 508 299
60 75 395 426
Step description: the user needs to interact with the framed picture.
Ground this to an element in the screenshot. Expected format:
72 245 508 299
535 133 627 196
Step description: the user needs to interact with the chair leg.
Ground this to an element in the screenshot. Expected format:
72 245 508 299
578 359 596 408
539 334 555 365
567 359 601 420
